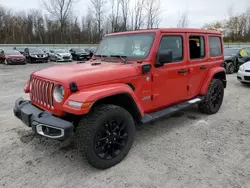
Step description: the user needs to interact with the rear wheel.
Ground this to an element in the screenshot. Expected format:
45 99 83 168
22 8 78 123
198 79 224 114
76 104 135 169
226 62 234 74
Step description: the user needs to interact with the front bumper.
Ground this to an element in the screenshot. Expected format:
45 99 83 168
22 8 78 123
237 70 250 83
56 56 72 62
29 56 49 63
77 55 90 60
7 59 26 64
13 97 74 140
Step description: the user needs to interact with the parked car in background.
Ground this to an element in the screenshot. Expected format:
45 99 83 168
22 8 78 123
69 48 90 60
13 47 26 55
237 61 250 84
0 49 26 65
224 47 250 74
85 47 97 58
49 49 72 62
42 48 50 57
24 47 49 63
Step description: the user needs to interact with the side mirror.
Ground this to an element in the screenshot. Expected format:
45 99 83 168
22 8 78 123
156 49 173 67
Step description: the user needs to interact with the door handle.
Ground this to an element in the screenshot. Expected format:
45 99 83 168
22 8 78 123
178 69 188 74
200 65 207 70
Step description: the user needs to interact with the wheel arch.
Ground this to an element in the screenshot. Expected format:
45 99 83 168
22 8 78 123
200 67 227 95
92 92 142 124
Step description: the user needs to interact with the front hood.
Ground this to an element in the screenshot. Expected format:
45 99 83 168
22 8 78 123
75 52 89 55
32 61 138 88
6 55 25 59
57 53 71 56
30 53 46 55
242 61 250 68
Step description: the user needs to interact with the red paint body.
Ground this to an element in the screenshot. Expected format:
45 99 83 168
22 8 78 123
25 28 225 118
0 53 25 63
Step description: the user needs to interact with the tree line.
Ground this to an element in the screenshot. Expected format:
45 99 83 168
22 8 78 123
0 0 164 44
1 0 249 44
203 7 250 42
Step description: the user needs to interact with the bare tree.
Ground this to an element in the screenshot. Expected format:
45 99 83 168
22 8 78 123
41 0 77 42
120 0 130 31
109 0 121 32
144 0 162 29
177 10 189 28
132 0 145 30
90 0 107 40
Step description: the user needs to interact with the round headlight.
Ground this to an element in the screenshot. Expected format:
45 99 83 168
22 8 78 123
53 85 64 102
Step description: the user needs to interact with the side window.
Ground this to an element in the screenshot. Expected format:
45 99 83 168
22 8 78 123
209 36 222 57
158 36 183 63
189 36 205 59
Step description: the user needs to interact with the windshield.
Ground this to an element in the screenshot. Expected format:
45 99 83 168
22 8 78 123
6 51 21 55
15 47 25 51
29 48 43 53
224 48 239 56
74 49 85 52
55 49 68 53
94 33 155 60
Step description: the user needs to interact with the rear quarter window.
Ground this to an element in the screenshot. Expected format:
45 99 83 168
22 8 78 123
209 36 222 57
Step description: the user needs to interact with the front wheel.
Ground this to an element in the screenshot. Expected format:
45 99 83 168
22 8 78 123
226 62 234 74
76 104 135 169
198 79 224 114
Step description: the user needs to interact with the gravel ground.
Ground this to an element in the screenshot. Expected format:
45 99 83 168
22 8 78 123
0 62 250 188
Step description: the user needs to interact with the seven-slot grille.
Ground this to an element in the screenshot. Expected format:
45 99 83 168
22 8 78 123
31 77 54 108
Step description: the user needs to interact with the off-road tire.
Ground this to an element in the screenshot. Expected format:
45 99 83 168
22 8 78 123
76 104 135 169
226 62 234 74
198 79 224 114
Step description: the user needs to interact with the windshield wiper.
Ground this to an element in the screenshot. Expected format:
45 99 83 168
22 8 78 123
110 55 127 64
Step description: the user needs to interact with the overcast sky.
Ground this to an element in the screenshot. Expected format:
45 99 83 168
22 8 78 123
1 0 249 28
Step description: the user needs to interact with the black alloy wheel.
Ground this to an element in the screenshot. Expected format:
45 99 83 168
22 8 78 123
94 118 128 160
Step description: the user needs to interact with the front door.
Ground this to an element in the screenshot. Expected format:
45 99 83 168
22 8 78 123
152 34 189 109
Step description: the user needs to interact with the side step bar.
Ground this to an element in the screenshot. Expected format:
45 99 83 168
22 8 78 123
141 96 204 124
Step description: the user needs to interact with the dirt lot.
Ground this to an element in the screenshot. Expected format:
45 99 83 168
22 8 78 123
0 62 250 188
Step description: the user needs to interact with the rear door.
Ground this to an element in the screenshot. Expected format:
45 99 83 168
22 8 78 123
151 33 189 109
186 34 209 98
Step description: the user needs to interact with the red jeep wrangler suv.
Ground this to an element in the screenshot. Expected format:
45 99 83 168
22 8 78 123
13 28 226 169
